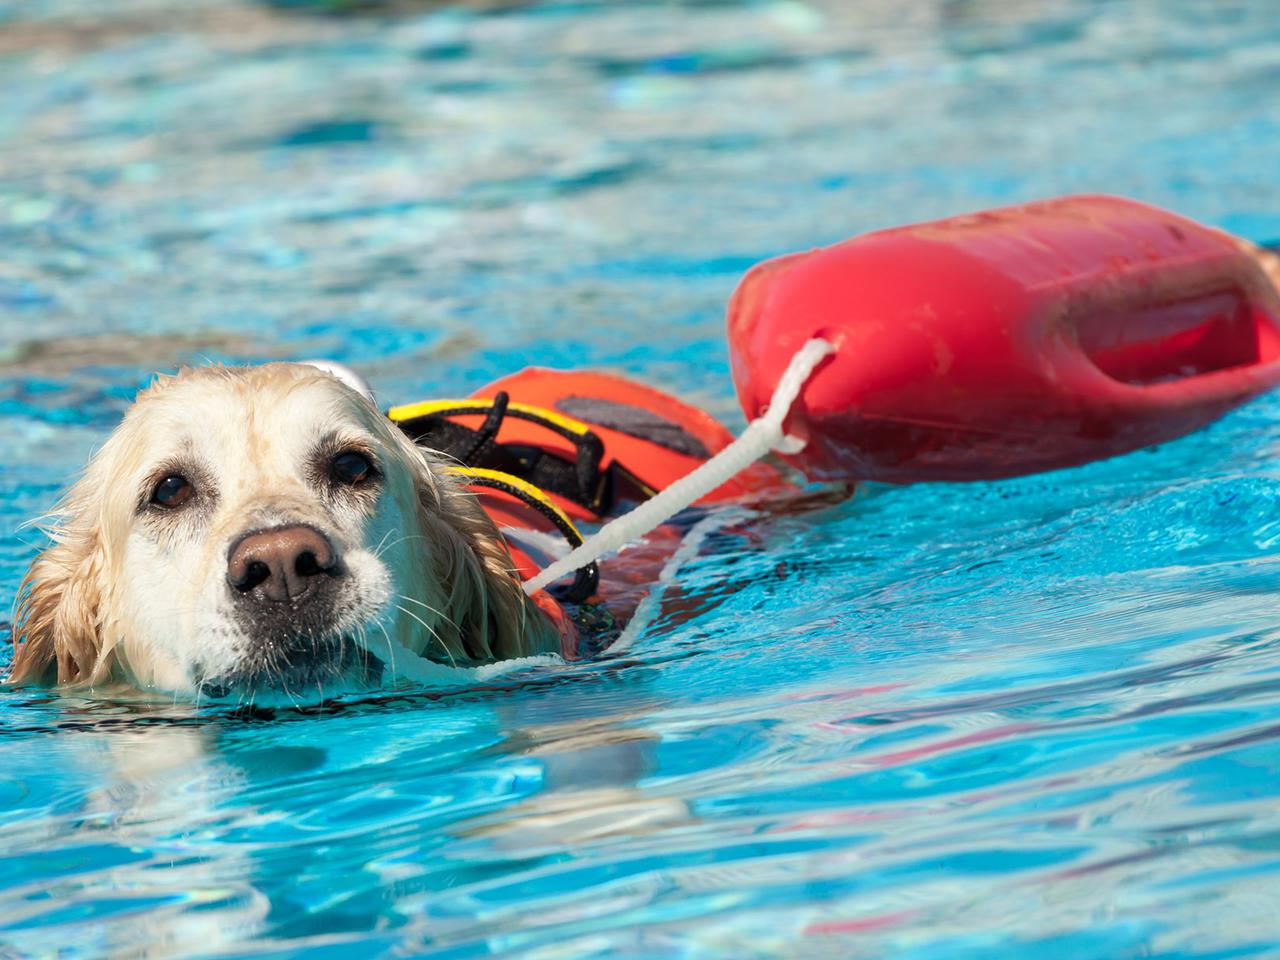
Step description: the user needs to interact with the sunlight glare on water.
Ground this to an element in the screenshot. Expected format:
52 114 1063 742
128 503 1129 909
3 0 1280 955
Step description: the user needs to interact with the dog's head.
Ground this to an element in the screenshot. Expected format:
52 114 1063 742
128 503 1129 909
7 363 558 696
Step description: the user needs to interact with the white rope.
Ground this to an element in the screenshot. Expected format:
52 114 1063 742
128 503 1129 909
523 337 835 596
604 508 742 655
356 622 562 685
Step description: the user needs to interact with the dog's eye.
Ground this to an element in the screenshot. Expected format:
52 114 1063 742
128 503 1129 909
330 451 375 486
151 474 193 508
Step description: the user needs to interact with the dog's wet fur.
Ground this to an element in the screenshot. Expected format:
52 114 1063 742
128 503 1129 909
7 364 559 697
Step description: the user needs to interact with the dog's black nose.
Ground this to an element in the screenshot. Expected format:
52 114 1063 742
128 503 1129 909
226 525 340 602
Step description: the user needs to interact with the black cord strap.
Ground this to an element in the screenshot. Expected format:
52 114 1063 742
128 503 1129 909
446 466 600 604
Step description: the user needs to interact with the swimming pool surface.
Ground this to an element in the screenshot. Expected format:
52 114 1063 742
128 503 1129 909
4 0 1280 955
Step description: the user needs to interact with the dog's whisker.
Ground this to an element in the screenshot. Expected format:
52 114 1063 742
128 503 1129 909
358 622 374 680
372 533 428 562
284 670 306 711
375 620 398 679
370 527 398 560
393 602 458 669
395 592 455 624
394 601 455 660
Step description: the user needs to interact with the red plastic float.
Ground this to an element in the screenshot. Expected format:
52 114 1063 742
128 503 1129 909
729 194 1280 482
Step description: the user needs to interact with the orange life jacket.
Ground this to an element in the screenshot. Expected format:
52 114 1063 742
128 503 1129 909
388 368 793 658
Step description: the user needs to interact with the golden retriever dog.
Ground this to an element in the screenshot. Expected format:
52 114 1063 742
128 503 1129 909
7 363 560 697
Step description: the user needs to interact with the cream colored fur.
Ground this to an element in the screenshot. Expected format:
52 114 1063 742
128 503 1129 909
7 363 559 694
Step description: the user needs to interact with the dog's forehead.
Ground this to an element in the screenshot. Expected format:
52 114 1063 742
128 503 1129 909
131 365 375 464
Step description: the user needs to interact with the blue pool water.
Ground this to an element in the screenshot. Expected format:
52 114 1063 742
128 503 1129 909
4 0 1280 955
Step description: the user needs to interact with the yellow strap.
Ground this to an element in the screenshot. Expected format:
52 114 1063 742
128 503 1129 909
388 397 592 437
445 466 585 543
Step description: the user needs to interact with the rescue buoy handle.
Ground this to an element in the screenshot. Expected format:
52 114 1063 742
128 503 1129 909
1065 297 1280 403
522 339 835 596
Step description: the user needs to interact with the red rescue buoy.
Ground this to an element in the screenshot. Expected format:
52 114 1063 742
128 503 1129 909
729 194 1280 483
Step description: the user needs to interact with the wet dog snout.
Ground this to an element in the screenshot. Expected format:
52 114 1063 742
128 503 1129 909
226 525 340 602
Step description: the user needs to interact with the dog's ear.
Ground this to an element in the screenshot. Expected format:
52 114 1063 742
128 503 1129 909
8 523 112 686
415 470 561 664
